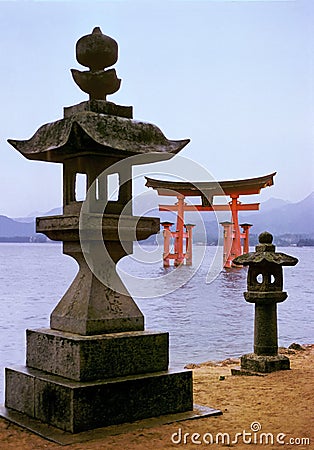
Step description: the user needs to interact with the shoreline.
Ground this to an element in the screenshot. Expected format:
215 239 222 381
0 343 312 449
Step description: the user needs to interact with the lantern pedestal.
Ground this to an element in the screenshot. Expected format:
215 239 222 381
233 294 291 373
238 353 290 374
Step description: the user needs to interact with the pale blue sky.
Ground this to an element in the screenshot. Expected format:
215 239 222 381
0 0 313 216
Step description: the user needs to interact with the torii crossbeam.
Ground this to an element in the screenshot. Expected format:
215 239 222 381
145 172 276 268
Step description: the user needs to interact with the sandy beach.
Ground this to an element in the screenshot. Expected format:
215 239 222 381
0 344 312 450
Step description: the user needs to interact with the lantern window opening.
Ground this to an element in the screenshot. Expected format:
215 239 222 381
107 172 119 201
75 173 87 201
256 274 263 284
95 178 99 200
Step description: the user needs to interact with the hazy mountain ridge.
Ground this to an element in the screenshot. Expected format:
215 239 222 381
0 193 313 244
240 192 314 235
135 192 314 245
13 207 62 223
0 215 34 237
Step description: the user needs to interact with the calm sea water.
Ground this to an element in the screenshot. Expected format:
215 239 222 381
0 243 313 402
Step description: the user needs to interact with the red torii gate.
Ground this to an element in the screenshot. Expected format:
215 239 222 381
145 172 276 268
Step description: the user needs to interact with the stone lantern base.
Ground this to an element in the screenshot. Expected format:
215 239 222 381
232 353 290 375
3 328 196 434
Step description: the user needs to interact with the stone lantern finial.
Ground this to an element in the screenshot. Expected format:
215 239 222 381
71 27 121 100
256 231 275 252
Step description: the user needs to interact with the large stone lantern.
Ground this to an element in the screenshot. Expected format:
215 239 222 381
1 27 206 437
233 231 298 373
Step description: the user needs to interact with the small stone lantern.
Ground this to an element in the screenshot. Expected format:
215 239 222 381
232 231 298 373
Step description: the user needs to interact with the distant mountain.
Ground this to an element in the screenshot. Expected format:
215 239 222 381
44 207 62 216
1 193 313 243
14 207 62 223
258 197 291 212
0 208 62 242
0 215 34 237
239 192 314 235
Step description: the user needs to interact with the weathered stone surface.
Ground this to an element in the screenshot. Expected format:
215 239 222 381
76 27 118 71
71 68 121 101
244 291 287 303
253 303 278 356
5 366 193 433
5 369 35 417
240 353 290 373
8 112 189 163
49 250 144 335
64 100 133 119
36 214 160 243
27 328 169 381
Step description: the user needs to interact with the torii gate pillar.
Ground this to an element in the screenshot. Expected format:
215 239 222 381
230 195 242 262
161 221 174 268
161 220 195 267
240 223 253 254
185 224 195 266
220 221 233 268
220 220 253 269
175 195 185 266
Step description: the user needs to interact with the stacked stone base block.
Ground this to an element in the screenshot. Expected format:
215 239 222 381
240 353 290 373
4 328 193 433
5 366 193 433
26 328 169 380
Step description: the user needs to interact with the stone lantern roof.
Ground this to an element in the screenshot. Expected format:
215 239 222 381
8 114 188 163
233 231 298 267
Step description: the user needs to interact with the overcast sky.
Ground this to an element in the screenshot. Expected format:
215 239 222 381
0 0 313 217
